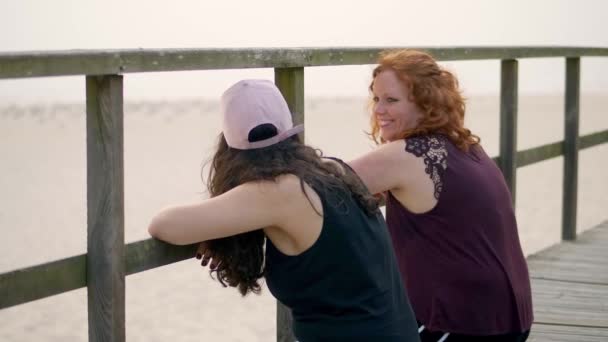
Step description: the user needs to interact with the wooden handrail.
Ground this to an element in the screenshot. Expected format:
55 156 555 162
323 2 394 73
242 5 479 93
1 46 608 79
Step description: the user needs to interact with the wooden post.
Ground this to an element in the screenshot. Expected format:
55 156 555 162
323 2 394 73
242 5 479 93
86 75 125 342
274 67 304 342
275 67 305 130
562 57 580 241
500 59 518 206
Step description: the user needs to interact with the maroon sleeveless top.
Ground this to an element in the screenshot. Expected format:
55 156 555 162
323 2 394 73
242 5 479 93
385 134 533 335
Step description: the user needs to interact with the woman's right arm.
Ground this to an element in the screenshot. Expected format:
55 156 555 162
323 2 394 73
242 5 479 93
347 140 413 195
148 181 286 245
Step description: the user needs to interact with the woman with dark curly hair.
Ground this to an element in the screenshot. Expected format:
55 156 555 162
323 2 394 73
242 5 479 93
148 79 420 342
348 49 533 341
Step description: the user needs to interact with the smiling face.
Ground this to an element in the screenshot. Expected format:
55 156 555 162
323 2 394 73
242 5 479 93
371 69 423 142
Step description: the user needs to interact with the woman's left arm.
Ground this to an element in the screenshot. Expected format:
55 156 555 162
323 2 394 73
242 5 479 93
148 182 283 245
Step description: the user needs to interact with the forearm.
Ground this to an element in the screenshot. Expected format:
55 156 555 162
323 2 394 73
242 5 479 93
148 207 200 245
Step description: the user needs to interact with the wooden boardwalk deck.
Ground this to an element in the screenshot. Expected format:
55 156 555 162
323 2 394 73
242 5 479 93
527 220 608 341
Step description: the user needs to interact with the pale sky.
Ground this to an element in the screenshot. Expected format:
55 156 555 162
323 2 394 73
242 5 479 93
1 0 607 103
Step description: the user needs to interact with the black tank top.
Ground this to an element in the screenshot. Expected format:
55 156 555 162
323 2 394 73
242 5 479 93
265 174 420 342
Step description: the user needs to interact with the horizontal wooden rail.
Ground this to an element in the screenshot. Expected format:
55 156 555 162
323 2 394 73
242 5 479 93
515 141 563 167
2 128 606 310
490 129 607 166
0 254 86 309
125 239 198 275
1 47 608 79
0 239 197 309
580 129 608 150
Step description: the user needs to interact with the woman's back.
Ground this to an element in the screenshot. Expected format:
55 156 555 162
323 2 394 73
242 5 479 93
385 134 533 335
265 175 420 342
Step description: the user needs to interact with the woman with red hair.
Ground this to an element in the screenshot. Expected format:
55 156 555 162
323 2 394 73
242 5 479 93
349 49 533 342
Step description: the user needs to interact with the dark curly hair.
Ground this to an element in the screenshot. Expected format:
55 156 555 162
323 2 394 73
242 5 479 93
203 132 379 296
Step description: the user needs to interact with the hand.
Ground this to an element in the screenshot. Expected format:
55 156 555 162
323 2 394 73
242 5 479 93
195 241 220 270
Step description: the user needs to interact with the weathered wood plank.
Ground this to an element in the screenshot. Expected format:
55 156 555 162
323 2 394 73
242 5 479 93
531 278 608 327
562 58 581 241
527 221 608 283
515 141 563 167
86 75 125 342
529 323 608 342
528 220 608 253
527 220 608 339
529 260 608 284
1 47 608 79
530 246 608 265
274 67 304 342
529 241 608 263
491 129 608 167
0 238 197 309
125 238 198 275
275 67 305 129
580 130 608 150
499 59 518 204
0 255 86 309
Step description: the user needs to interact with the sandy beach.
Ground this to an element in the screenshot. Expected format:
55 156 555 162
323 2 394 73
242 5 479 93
1 94 607 341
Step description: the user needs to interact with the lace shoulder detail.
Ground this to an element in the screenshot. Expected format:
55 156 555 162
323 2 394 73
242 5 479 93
404 135 448 199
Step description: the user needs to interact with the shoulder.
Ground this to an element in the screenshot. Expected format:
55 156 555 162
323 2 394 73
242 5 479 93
274 174 305 194
369 139 431 167
230 175 320 223
403 134 449 158
372 139 409 161
348 140 412 175
248 174 321 207
239 174 304 200
347 140 419 194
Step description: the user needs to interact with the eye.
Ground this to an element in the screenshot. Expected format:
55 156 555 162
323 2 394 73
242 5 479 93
372 96 379 103
387 97 398 103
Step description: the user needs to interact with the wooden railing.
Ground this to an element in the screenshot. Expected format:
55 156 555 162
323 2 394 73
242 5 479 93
1 47 607 342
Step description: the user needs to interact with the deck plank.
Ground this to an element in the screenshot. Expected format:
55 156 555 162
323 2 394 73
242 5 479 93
529 324 608 342
527 221 608 341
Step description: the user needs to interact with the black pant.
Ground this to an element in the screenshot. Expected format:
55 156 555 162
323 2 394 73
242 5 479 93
419 326 530 342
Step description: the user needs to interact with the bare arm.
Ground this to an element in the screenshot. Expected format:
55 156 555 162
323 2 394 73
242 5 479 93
347 140 411 195
148 181 285 245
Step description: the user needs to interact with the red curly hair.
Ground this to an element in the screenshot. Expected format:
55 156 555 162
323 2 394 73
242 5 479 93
368 49 480 151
